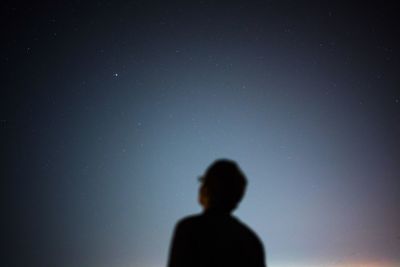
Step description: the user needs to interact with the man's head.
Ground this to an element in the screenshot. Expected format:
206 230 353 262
199 159 247 213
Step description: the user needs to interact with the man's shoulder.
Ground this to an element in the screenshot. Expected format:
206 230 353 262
232 216 255 232
175 213 204 229
232 216 264 246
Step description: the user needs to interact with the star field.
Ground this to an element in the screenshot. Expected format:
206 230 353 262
3 1 400 267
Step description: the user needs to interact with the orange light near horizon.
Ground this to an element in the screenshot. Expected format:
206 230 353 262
335 261 399 267
273 260 399 267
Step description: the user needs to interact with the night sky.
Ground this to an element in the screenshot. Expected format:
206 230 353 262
3 1 400 267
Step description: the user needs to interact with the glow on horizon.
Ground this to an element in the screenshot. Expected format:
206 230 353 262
271 260 400 267
141 259 400 267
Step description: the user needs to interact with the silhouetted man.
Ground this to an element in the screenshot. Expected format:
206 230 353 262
167 159 266 267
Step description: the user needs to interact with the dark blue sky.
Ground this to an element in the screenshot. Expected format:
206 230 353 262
3 1 400 267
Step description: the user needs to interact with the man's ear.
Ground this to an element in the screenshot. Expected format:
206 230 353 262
199 184 209 208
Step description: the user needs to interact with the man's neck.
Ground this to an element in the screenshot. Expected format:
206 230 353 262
203 206 231 215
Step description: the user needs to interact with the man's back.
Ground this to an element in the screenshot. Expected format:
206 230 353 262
168 209 265 267
167 160 266 267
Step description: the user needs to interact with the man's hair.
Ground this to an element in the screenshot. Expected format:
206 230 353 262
202 159 247 212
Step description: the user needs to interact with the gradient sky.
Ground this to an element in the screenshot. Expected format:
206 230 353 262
3 1 400 267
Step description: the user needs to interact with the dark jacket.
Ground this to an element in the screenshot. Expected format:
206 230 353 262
167 209 266 267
